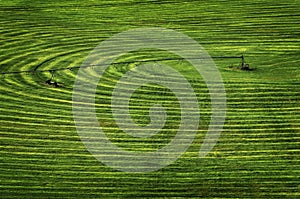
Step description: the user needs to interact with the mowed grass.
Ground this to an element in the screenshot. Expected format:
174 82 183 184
0 0 299 198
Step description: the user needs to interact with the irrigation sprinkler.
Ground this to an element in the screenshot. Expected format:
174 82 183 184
241 55 251 70
0 55 249 85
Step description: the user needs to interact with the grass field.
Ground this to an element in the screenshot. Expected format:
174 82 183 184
0 0 299 198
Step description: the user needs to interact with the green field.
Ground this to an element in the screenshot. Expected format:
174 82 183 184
1 0 299 198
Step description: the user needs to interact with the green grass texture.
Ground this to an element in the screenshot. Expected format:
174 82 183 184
0 0 299 198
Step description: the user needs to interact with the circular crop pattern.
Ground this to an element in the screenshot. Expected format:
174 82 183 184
72 28 226 172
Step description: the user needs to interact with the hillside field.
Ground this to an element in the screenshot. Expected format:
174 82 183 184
0 0 299 198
